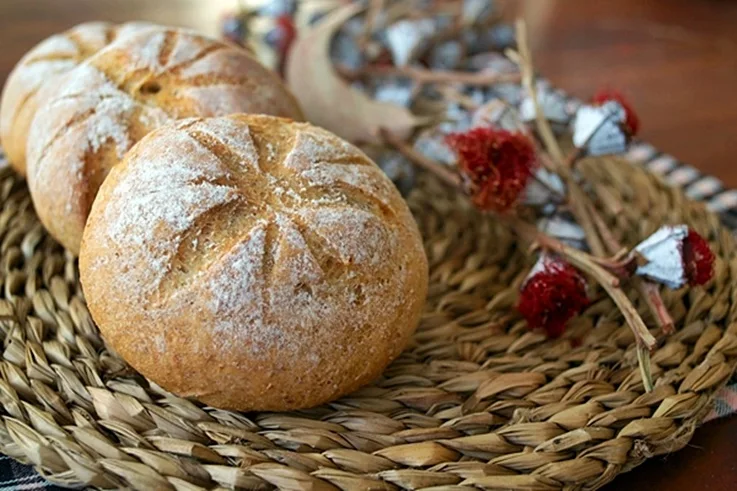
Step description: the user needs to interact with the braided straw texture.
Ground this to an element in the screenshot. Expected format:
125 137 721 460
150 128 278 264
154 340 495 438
0 155 734 490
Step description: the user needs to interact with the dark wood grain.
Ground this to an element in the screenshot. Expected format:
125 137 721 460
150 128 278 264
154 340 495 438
604 415 737 491
1 1 736 490
517 0 737 187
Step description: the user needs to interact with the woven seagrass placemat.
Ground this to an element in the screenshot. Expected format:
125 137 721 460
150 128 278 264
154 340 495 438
0 151 734 490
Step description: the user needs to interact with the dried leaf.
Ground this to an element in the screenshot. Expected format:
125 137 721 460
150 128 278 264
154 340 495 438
286 3 424 144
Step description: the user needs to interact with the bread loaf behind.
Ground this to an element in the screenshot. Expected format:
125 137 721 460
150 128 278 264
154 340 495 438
0 21 157 175
26 28 303 254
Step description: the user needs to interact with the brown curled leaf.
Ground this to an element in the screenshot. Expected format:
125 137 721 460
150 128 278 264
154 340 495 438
286 3 424 145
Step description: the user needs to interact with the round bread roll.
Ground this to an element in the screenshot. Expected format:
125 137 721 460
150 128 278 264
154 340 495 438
27 28 303 255
0 21 157 175
80 114 428 411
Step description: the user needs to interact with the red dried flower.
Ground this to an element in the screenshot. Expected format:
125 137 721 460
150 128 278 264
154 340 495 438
592 89 640 136
683 228 715 285
275 14 297 77
445 127 537 212
518 254 589 337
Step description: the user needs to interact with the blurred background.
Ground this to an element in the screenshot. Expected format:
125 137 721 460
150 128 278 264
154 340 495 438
1 0 737 185
1 0 736 185
1 1 737 490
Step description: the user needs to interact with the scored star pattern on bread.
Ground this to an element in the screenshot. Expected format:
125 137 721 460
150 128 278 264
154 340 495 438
98 116 403 315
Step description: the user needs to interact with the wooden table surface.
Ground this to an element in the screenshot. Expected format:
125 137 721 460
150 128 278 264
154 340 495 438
1 0 736 490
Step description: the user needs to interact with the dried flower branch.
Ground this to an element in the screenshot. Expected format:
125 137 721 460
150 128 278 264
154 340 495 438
496 20 662 389
513 28 699 390
383 121 658 357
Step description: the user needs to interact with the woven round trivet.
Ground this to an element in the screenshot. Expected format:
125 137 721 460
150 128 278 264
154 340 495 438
0 155 735 491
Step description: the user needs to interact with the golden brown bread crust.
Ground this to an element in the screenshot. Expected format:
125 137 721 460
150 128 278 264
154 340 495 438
79 114 428 411
26 27 304 255
0 21 158 175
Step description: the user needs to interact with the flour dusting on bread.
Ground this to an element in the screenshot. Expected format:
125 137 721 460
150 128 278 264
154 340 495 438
206 220 269 341
0 21 157 173
27 63 170 181
80 115 428 411
25 27 303 254
282 128 365 171
102 127 240 288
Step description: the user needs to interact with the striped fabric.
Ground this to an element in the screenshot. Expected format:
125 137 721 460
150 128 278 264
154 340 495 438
625 141 737 230
0 456 59 491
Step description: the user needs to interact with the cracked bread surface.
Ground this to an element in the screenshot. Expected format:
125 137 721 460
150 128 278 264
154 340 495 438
0 21 160 175
26 27 303 254
79 114 428 411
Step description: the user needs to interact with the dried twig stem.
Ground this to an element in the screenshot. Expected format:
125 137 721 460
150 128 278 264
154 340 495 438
510 220 657 350
515 19 660 390
639 280 675 334
593 181 624 215
585 200 623 258
359 0 385 49
338 64 522 86
568 182 608 257
514 20 566 165
436 86 481 109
